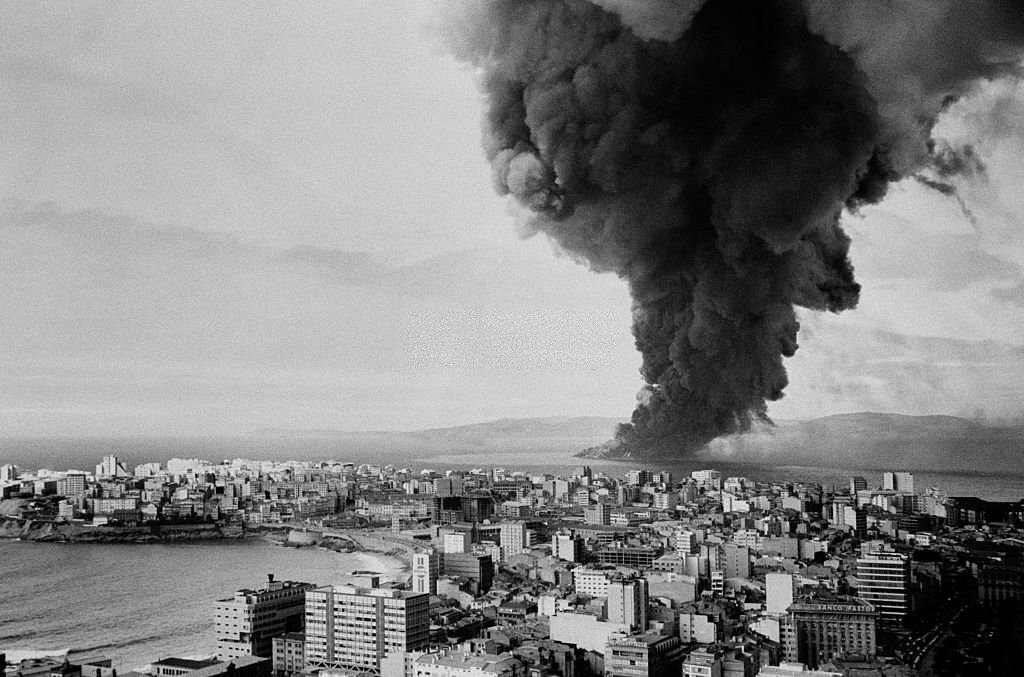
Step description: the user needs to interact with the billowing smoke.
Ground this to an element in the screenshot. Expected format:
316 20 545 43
447 0 1024 457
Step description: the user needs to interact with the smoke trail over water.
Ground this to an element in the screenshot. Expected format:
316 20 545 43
447 0 1024 457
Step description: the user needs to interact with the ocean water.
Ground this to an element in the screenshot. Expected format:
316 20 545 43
0 540 405 671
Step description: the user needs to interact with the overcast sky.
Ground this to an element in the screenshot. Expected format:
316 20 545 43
2 1 1023 436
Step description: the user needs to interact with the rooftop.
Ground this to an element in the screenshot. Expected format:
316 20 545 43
153 659 220 670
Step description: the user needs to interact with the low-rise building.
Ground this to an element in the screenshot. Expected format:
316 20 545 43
781 597 877 669
605 631 684 677
271 632 305 676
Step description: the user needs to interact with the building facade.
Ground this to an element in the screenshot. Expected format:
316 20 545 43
682 647 722 677
605 631 683 677
412 552 438 595
440 553 494 593
855 552 911 626
304 584 430 675
271 632 305 676
214 576 315 659
606 576 648 632
782 598 877 668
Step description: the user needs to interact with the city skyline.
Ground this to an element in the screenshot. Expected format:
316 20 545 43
2 1 1023 438
4 450 1021 673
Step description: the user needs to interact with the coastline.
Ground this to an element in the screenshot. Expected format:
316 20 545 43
0 517 415 576
0 516 255 543
0 537 395 672
277 528 412 580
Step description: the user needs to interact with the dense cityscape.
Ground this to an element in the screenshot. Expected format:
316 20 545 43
5 4 1024 677
3 456 1024 677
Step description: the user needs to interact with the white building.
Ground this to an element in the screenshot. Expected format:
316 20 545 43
134 462 163 478
733 530 761 549
721 493 750 513
553 533 584 562
95 454 129 479
856 551 911 626
409 649 525 677
443 531 471 554
412 551 438 595
691 470 722 490
766 573 796 614
606 576 648 632
678 613 717 644
305 584 429 674
710 570 725 595
214 575 315 659
723 543 751 579
882 472 915 494
756 663 841 677
675 529 697 555
653 492 678 510
573 567 613 597
499 521 527 562
548 612 627 653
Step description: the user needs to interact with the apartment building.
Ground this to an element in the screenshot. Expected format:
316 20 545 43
304 584 429 675
214 575 315 659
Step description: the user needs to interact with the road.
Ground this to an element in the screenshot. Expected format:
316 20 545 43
910 602 968 676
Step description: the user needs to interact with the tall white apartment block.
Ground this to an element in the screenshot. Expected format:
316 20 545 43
723 543 751 579
675 529 697 555
856 551 911 626
710 570 725 596
606 577 648 632
553 533 584 563
412 551 438 595
95 454 129 479
499 521 528 562
57 473 87 498
305 584 429 674
882 472 915 494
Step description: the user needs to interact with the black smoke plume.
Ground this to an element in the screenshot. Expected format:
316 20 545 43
447 0 1024 457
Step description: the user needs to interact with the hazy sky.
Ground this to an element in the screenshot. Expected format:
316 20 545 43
2 1 1023 436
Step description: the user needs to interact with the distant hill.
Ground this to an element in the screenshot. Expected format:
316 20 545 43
250 416 624 457
252 412 1024 472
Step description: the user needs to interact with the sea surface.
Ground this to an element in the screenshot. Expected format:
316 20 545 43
0 540 404 671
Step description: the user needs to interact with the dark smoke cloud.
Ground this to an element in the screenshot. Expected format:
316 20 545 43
447 0 1024 457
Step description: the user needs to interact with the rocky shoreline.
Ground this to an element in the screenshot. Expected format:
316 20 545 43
1 518 414 576
0 515 251 543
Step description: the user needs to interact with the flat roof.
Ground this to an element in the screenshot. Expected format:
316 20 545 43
153 659 220 669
